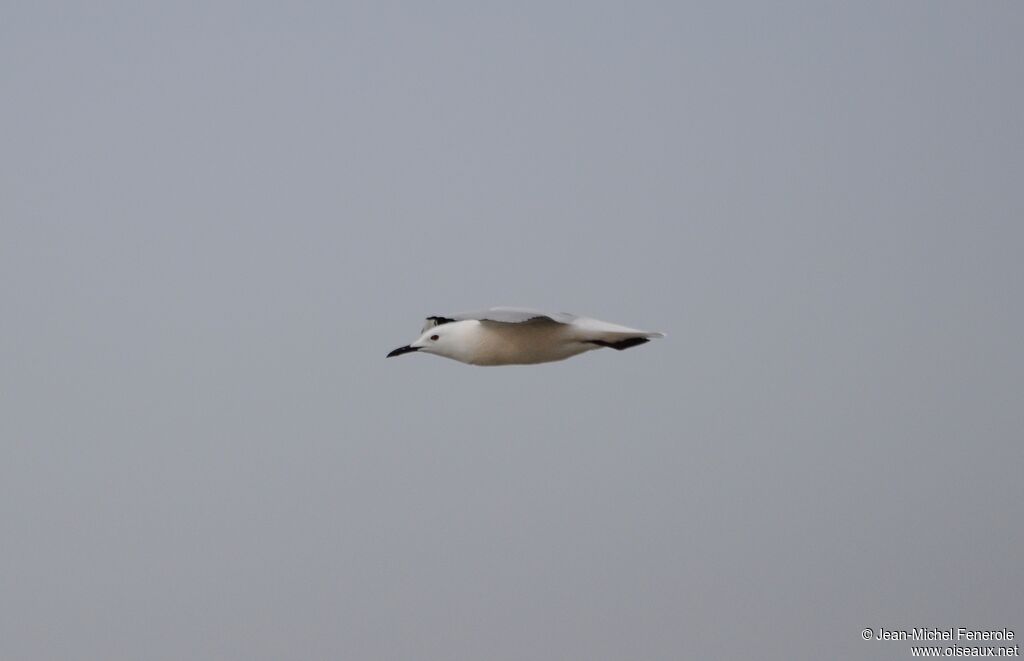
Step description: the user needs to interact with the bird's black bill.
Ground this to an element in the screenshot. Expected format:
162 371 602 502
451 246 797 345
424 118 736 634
386 345 420 358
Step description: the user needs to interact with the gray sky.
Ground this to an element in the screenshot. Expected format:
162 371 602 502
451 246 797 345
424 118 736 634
2 2 1022 660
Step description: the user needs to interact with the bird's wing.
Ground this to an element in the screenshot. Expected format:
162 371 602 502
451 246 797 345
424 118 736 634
420 315 456 333
424 307 665 337
449 307 578 325
421 308 574 332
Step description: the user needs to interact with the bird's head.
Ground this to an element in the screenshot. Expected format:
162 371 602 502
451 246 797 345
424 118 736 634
386 320 478 362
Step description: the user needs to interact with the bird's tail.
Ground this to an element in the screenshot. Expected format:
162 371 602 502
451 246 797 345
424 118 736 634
579 323 666 351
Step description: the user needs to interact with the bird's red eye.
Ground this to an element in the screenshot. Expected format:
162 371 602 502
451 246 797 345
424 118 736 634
430 334 439 341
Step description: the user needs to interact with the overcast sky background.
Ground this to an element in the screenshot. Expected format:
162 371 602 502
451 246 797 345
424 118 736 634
2 2 1022 660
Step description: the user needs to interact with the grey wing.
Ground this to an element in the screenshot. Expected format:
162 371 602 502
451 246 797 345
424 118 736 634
450 307 578 325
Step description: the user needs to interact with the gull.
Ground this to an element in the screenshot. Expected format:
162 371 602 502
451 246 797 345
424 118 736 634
387 307 665 366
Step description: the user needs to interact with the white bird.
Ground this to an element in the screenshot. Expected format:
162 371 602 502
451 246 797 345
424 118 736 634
387 307 665 366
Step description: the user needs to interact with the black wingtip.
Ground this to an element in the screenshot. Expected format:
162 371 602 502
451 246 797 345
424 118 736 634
587 337 651 351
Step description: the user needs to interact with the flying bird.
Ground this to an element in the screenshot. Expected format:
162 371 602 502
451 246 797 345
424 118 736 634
387 307 665 366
